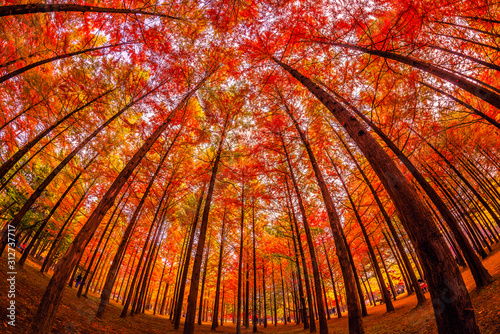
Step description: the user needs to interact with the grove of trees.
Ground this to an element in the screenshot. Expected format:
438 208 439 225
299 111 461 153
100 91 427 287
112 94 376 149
1 1 499 334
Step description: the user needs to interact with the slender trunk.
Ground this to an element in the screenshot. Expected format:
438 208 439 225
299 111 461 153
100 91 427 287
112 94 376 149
333 161 394 312
252 203 258 332
211 210 226 330
0 4 181 19
419 81 500 130
312 41 500 110
427 44 500 72
237 185 245 334
197 235 212 325
120 248 138 305
79 197 126 298
273 265 278 325
376 245 396 300
183 113 230 334
335 131 425 303
84 210 122 297
173 184 207 328
320 272 330 319
0 99 43 132
0 90 112 182
1 82 167 256
323 245 341 318
121 209 161 317
286 187 316 330
171 227 192 318
41 179 95 273
280 261 287 325
20 165 88 266
278 104 360 333
287 194 310 329
245 261 250 328
263 259 268 327
0 45 128 84
0 125 71 193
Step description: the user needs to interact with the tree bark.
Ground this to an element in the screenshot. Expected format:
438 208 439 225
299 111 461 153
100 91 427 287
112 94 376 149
96 131 181 317
0 89 112 184
333 161 394 312
183 111 230 334
173 183 207 328
0 4 181 19
313 41 500 111
29 82 205 334
211 209 226 330
277 94 362 333
275 59 479 334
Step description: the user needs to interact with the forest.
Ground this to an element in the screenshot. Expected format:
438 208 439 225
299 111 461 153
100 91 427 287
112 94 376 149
1 0 500 333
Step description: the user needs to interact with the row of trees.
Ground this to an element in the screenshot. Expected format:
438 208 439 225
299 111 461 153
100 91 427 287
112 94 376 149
1 1 499 334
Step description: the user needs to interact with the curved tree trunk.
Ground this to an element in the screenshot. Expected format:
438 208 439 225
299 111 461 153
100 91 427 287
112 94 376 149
333 162 394 312
0 89 112 182
19 154 96 266
336 97 492 288
278 95 362 334
182 111 230 334
236 184 245 334
96 130 181 318
29 82 205 334
0 44 128 84
274 59 479 334
0 83 163 257
0 4 181 19
323 245 341 318
41 178 96 273
283 171 315 332
286 193 310 330
333 133 425 304
211 209 226 330
314 41 500 110
172 183 206 326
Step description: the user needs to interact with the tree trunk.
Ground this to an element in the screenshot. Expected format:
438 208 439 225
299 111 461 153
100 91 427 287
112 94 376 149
173 184 207 327
96 132 180 317
323 245 341 318
278 98 362 333
0 45 127 84
0 82 166 256
41 178 96 273
237 184 245 334
182 111 230 334
275 59 480 334
197 236 212 325
333 161 394 312
211 210 226 330
0 4 181 19
0 89 112 182
333 89 492 290
287 194 310 329
334 130 425 303
29 83 204 334
286 187 317 330
263 259 268 327
252 202 258 332
313 41 500 111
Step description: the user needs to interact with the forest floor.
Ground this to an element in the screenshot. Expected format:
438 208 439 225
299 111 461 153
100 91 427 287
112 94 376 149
2 245 500 334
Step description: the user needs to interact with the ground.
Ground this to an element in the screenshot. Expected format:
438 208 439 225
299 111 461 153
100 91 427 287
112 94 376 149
1 246 500 334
